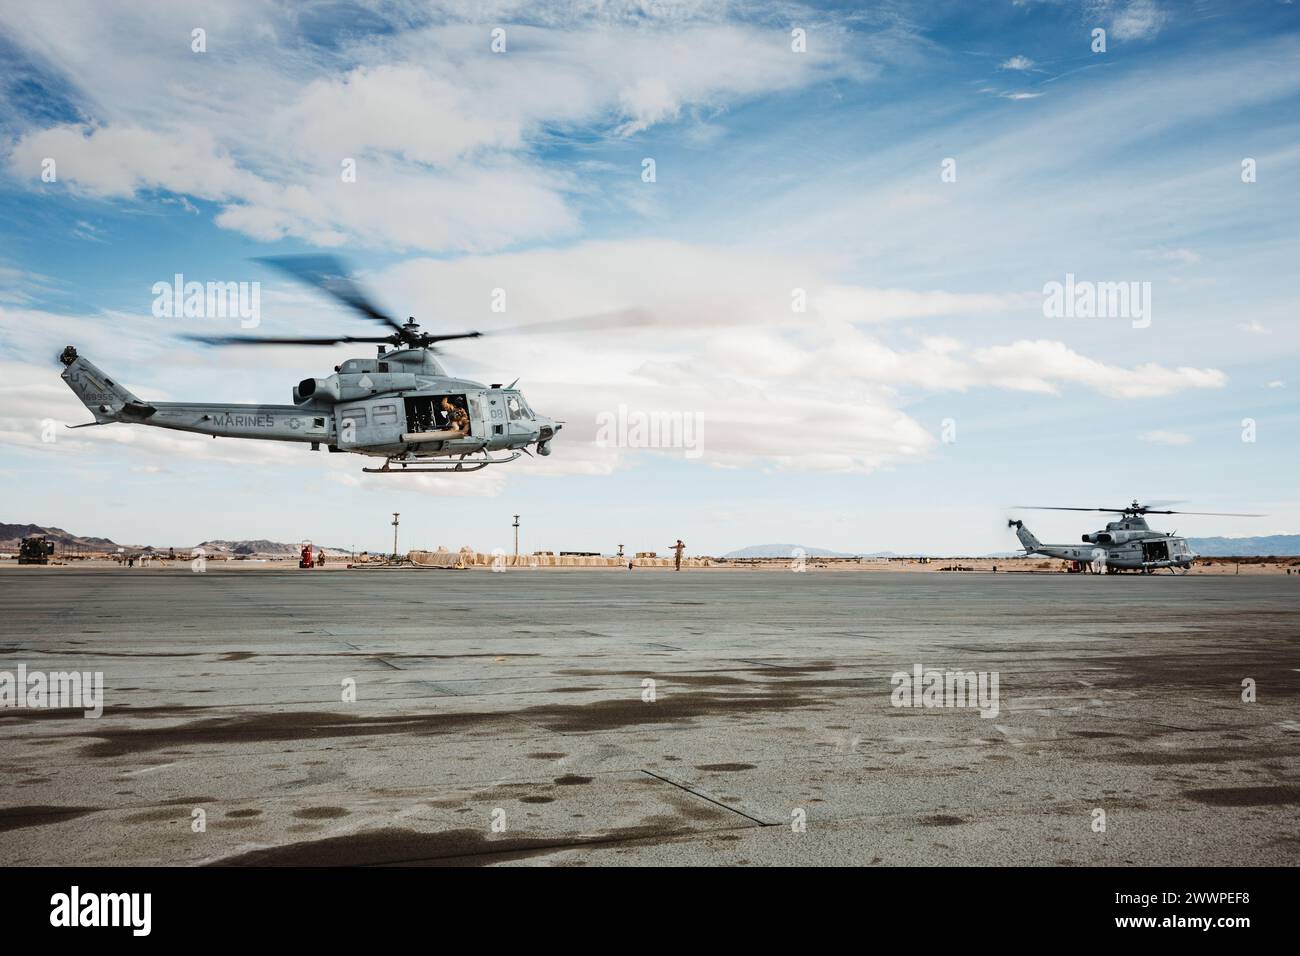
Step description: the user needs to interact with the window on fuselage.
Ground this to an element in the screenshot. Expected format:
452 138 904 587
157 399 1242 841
505 393 529 421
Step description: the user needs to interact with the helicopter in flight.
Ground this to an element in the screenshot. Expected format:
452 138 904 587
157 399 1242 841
59 256 641 473
1008 499 1262 574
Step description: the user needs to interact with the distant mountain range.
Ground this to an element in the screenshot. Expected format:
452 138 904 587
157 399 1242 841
0 522 122 552
1 523 346 556
1186 535 1300 557
196 539 302 556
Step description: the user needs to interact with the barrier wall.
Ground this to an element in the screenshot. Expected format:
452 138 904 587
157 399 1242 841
407 550 710 569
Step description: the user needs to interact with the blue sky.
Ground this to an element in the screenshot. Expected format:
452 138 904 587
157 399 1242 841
1 0 1297 555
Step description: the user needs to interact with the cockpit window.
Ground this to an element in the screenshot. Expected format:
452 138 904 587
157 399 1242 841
506 393 528 421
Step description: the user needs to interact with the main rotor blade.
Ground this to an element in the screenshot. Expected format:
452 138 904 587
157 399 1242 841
183 334 393 347
422 331 484 345
254 255 403 332
1143 510 1265 517
1012 506 1125 512
1012 505 1264 517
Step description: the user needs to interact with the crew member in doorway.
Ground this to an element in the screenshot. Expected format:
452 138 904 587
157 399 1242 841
441 397 469 436
671 539 686 571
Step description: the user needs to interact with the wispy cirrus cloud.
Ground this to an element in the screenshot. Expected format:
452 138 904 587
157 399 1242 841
1 3 868 253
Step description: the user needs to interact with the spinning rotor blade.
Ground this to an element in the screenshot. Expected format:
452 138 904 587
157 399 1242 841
189 254 655 352
183 334 394 347
254 255 403 332
1136 509 1264 517
1013 505 1264 517
1012 506 1126 513
420 331 484 345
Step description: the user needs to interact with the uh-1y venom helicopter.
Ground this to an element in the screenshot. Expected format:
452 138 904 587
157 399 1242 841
59 256 642 473
1007 499 1263 574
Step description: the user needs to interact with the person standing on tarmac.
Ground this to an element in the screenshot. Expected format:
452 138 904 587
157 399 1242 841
671 539 686 571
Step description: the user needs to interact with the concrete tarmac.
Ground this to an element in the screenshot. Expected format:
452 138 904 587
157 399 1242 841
1 568 1297 866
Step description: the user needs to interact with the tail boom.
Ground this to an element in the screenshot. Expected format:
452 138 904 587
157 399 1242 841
58 346 329 444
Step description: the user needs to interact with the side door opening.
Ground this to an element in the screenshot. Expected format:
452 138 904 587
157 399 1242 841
1142 540 1170 563
403 394 471 440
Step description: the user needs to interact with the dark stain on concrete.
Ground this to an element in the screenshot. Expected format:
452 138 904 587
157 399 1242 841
294 807 349 819
919 814 966 827
695 763 756 772
77 684 832 756
1101 747 1269 766
1182 786 1300 807
0 805 97 832
77 709 505 758
208 824 696 867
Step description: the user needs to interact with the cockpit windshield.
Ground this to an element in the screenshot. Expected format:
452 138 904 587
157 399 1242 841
504 391 531 421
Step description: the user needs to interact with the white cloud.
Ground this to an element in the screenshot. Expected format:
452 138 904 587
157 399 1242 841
10 124 252 200
2 8 861 253
0 242 1229 480
374 242 1227 471
1106 0 1166 41
1139 429 1192 445
1000 56 1035 71
967 340 1225 398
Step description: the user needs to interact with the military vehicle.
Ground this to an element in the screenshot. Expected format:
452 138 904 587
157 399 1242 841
1009 499 1262 573
17 535 55 565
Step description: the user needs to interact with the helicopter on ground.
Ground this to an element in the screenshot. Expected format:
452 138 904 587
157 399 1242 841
59 256 640 473
1008 500 1262 574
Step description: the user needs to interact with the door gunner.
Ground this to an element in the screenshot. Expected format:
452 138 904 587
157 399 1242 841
441 397 469 436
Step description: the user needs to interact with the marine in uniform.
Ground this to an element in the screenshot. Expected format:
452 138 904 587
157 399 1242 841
441 397 470 436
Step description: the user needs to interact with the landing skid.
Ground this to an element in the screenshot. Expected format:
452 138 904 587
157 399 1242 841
363 451 522 474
